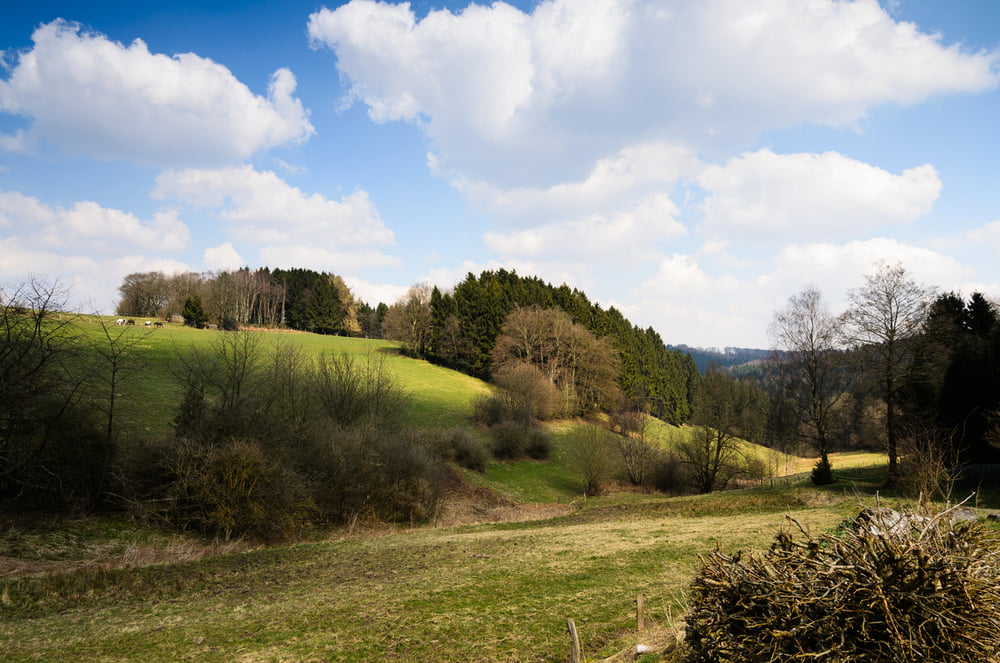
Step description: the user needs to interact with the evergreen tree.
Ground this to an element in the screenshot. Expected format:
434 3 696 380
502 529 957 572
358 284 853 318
182 294 209 328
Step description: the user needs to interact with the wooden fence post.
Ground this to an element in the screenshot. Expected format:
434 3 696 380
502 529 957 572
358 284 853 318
566 618 580 663
636 593 645 636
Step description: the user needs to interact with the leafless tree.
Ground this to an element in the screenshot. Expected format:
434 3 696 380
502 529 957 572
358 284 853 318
682 370 762 493
382 284 433 356
88 315 151 441
841 263 933 484
769 286 850 480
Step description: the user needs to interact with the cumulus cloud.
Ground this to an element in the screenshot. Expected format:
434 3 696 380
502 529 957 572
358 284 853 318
0 19 314 166
0 190 190 256
203 242 244 271
459 142 699 225
309 0 998 187
0 235 191 314
484 193 685 264
152 166 398 272
773 238 970 301
698 150 941 241
629 238 976 348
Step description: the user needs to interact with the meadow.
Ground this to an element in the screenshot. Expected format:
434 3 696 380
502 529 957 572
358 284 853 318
2 317 947 662
1 484 889 662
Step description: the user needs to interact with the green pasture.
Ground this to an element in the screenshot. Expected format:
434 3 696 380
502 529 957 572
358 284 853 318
70 316 488 436
1 487 888 662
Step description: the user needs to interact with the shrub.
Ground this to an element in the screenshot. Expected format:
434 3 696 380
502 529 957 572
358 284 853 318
440 428 490 473
684 506 1000 662
156 439 313 542
472 392 512 427
811 456 834 485
649 450 686 494
304 425 443 524
488 421 551 460
568 426 613 496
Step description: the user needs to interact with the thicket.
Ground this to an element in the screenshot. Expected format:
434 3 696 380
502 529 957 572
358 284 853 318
685 506 1000 662
124 333 445 539
0 280 116 508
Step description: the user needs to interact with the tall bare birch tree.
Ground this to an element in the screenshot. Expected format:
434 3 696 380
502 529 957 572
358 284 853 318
769 287 849 483
842 264 932 484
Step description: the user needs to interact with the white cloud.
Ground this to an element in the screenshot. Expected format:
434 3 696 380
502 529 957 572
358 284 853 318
341 276 409 307
630 238 975 348
484 193 685 263
773 238 970 303
203 242 244 271
0 190 190 255
459 142 699 225
0 235 191 314
698 150 941 241
309 0 998 187
0 20 314 166
153 166 398 272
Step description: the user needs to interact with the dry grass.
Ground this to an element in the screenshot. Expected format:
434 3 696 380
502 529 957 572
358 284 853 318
0 489 865 662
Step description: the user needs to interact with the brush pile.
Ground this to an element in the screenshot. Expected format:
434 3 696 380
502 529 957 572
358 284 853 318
684 506 1000 662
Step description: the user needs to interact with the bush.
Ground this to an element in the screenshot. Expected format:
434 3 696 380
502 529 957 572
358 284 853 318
154 439 314 542
488 421 551 460
439 428 490 473
684 506 1000 662
568 426 613 496
304 425 443 524
649 451 686 494
473 392 512 427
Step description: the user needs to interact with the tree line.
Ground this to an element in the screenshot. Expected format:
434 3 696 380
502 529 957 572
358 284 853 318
116 267 380 335
765 263 1000 490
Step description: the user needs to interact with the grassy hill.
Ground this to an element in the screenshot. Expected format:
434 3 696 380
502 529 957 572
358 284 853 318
70 315 887 505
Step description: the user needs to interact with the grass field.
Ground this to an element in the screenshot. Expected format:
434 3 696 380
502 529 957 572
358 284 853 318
71 316 489 435
1 486 896 662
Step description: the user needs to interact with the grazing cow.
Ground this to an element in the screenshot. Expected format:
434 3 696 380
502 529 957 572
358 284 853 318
116 318 126 326
154 321 163 328
126 319 135 326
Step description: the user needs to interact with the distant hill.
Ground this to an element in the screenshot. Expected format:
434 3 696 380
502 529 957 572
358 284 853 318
668 345 772 374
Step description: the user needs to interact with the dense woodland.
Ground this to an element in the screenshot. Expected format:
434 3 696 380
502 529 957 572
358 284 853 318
3 263 1000 540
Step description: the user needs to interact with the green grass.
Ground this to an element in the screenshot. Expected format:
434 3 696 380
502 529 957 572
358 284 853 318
71 316 488 436
1 487 878 662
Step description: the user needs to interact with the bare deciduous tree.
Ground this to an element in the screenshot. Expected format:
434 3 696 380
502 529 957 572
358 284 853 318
769 286 850 483
682 370 762 493
382 284 433 357
842 263 932 485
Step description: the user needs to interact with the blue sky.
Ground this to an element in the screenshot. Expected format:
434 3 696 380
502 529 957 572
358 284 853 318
2 0 999 349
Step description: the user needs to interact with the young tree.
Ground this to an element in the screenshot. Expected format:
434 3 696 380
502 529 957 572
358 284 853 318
89 316 150 441
842 263 932 484
0 279 108 504
769 287 849 483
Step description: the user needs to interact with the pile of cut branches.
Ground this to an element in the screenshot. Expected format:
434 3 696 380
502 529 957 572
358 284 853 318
684 506 1000 662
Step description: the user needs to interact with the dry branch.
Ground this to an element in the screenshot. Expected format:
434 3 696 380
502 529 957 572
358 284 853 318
684 506 1000 662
